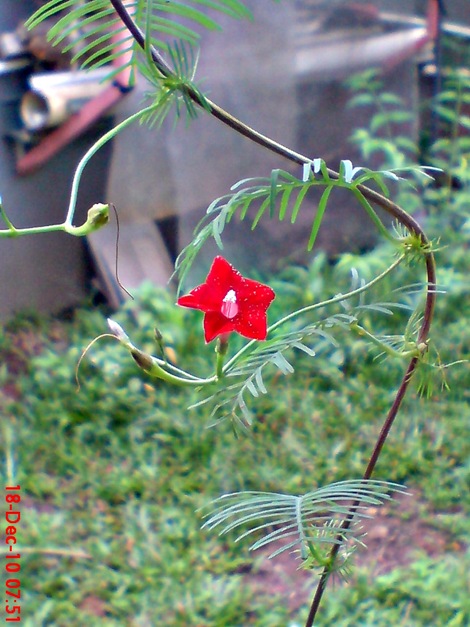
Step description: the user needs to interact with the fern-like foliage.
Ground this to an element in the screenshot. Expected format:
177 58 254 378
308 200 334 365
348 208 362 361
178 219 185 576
26 0 252 81
191 282 414 428
201 480 407 573
192 314 347 427
174 162 410 288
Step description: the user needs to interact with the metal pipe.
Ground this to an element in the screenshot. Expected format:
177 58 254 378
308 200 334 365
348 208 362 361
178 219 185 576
20 68 111 130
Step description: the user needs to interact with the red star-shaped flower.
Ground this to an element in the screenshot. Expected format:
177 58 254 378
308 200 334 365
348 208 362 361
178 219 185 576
177 256 276 343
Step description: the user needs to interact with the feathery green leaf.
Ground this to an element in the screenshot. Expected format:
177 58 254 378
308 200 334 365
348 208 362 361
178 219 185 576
201 480 407 567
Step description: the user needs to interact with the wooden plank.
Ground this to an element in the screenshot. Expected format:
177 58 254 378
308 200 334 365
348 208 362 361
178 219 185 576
87 221 174 308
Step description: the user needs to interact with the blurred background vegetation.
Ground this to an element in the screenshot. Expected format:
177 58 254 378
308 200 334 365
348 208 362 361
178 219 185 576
0 3 469 626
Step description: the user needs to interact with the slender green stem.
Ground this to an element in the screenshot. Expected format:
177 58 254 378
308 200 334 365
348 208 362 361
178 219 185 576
147 353 205 381
108 320 214 385
216 350 225 379
215 336 230 379
270 257 404 334
1 204 110 238
0 223 68 238
65 105 156 226
350 323 419 360
130 346 216 386
0 200 17 232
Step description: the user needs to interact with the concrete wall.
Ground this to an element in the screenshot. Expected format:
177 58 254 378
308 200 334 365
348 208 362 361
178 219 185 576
107 1 422 285
0 0 112 319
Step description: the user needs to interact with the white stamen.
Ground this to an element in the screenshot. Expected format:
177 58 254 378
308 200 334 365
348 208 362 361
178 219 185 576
221 289 238 319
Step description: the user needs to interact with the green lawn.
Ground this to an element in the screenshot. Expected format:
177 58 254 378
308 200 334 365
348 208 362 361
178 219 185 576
1 249 468 626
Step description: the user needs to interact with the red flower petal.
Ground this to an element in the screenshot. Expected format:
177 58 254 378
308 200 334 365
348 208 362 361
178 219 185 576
177 282 220 312
177 256 275 343
203 311 236 343
234 310 268 340
205 256 243 291
238 279 276 308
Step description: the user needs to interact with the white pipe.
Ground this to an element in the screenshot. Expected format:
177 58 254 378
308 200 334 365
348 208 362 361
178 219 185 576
20 68 112 130
296 28 428 80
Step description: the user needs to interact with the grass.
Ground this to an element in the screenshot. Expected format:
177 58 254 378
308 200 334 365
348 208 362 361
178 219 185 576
1 245 468 626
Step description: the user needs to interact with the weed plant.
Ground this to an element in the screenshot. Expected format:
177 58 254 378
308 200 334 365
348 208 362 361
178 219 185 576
0 3 469 626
